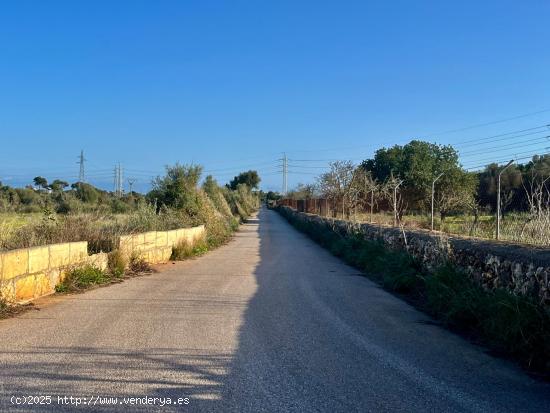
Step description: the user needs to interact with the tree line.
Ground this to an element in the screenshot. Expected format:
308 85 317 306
286 140 550 222
0 169 262 216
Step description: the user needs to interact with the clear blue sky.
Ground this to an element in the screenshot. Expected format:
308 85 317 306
1 1 549 192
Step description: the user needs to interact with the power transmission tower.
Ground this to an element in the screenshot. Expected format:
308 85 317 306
113 165 119 195
118 163 124 196
113 164 124 197
77 150 86 182
282 153 288 195
127 178 136 195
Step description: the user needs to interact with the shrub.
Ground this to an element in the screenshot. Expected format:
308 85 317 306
128 254 152 274
424 265 485 326
479 290 550 368
55 265 109 292
108 250 127 277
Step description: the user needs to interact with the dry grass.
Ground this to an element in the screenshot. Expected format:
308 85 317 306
171 235 209 260
339 211 550 246
127 254 153 275
0 204 190 253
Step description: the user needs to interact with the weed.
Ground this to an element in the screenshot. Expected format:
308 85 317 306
0 295 31 319
108 250 127 277
171 240 195 260
128 254 152 274
55 265 110 293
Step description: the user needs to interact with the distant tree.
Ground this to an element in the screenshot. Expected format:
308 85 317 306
228 170 260 190
265 191 281 201
317 161 356 217
362 140 477 212
477 163 522 213
287 183 317 200
49 179 69 192
202 175 219 196
435 170 478 222
147 163 203 213
33 176 48 190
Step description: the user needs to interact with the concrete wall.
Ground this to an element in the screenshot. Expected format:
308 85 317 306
0 225 205 303
279 206 550 307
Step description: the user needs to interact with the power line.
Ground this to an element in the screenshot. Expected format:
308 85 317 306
465 152 549 171
454 125 549 148
462 147 550 169
459 135 550 157
420 109 550 139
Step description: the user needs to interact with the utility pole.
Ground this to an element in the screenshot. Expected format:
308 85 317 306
431 172 444 231
282 153 288 195
496 159 514 240
77 150 86 182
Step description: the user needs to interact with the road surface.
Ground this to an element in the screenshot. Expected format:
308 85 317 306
0 208 549 412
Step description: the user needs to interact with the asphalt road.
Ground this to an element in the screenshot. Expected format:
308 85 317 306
0 208 549 412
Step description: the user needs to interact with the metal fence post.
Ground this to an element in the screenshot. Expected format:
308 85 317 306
497 159 514 240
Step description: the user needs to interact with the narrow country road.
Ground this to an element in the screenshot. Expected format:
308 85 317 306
1 208 549 412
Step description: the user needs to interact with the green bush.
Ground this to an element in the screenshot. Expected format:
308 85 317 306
424 265 485 326
55 265 109 292
479 290 550 368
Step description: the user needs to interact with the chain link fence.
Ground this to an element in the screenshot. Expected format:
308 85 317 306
278 198 550 247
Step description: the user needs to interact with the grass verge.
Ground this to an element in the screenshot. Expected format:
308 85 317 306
55 265 112 293
277 207 550 376
171 236 209 260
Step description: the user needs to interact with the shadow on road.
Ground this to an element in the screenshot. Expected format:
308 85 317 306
2 208 549 412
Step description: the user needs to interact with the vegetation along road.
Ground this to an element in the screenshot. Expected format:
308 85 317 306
0 208 549 412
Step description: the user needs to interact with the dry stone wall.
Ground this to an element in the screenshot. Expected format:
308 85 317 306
280 206 550 307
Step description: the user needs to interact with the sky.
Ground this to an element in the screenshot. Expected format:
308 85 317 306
1 1 549 193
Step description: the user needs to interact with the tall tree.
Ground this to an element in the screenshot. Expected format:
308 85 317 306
362 140 477 212
228 170 260 190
